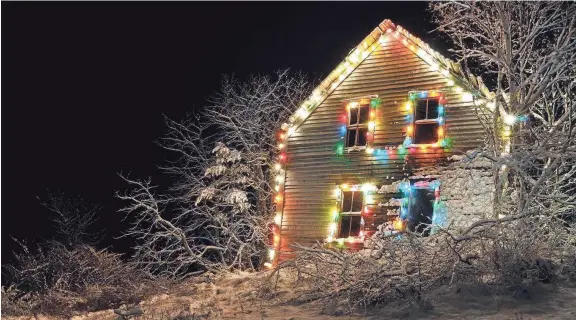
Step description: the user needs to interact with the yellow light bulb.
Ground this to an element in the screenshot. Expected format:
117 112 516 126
361 183 376 193
366 147 374 154
278 143 285 149
329 222 337 235
287 127 295 136
447 79 455 86
297 107 309 119
441 69 449 77
504 114 516 125
334 187 341 197
268 249 275 260
368 121 376 131
274 214 282 225
274 163 282 171
332 209 339 220
405 102 412 111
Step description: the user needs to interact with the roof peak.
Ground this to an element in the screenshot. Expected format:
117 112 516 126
280 18 493 136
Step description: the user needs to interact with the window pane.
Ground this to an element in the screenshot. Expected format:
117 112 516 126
408 188 435 235
350 216 362 237
349 107 359 125
339 216 352 238
342 191 353 212
351 191 363 212
358 106 370 124
357 128 368 146
415 99 427 121
414 123 439 144
427 99 439 119
346 129 357 147
339 215 362 238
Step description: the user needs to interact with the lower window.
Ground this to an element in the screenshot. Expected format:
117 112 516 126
408 188 435 235
338 190 363 238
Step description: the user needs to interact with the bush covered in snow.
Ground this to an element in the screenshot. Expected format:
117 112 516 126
1 241 161 317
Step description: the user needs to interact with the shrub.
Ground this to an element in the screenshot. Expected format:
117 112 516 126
2 241 162 316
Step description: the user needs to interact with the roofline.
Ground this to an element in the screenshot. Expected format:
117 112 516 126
280 19 495 136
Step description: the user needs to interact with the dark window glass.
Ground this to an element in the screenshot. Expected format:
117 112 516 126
342 191 353 213
427 99 439 118
414 123 439 144
414 98 440 120
339 215 362 238
408 188 435 236
358 105 370 124
346 129 357 147
351 191 363 212
349 107 359 125
357 128 368 146
415 99 428 121
341 191 363 213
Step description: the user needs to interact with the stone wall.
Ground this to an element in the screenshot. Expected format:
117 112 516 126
414 154 495 232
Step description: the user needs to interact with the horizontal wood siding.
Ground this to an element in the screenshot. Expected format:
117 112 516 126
279 40 485 261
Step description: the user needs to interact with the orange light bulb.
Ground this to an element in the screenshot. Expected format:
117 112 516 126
438 127 445 137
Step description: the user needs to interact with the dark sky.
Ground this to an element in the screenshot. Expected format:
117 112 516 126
2 1 439 259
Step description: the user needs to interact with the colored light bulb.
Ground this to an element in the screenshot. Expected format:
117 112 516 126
504 114 516 125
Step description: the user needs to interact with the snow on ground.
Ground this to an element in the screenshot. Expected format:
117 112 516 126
3 272 576 320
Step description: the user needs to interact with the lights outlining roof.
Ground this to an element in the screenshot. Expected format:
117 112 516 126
280 19 495 140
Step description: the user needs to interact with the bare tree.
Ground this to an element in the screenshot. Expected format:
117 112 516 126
429 1 576 220
39 190 103 247
118 70 312 277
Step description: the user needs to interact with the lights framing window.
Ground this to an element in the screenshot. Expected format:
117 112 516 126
414 98 440 144
338 190 363 238
404 91 447 147
337 97 379 155
328 183 376 242
345 102 370 148
397 180 442 236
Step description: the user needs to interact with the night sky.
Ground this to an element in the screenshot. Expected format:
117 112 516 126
2 1 441 260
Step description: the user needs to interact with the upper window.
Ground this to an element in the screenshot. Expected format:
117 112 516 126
405 91 446 146
413 98 440 144
338 190 363 238
345 103 370 148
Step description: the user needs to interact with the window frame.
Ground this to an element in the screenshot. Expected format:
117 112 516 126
338 189 364 239
339 95 378 153
345 103 370 148
397 179 441 236
405 91 446 147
